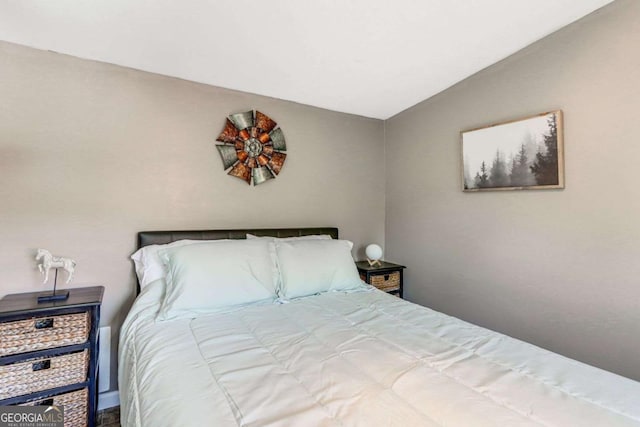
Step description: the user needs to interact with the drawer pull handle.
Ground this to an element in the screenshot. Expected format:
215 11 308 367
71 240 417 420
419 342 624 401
384 274 389 280
38 398 54 406
32 360 51 371
35 318 54 329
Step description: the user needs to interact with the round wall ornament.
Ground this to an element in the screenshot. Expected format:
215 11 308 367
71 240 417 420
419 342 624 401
215 110 287 186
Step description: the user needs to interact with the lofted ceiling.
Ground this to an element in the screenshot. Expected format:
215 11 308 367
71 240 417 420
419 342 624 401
0 0 613 119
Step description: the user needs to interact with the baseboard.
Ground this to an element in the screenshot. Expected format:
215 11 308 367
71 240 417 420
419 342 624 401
98 390 120 411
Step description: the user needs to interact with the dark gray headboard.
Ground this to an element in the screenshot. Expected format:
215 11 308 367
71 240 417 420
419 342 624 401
135 227 339 293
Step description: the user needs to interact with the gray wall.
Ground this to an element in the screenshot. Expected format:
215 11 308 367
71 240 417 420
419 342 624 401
0 40 385 390
385 0 640 381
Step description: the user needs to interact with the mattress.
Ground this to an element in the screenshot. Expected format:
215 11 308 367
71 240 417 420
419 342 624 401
119 282 640 427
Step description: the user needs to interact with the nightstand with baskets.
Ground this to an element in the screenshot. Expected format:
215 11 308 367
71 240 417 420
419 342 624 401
356 261 406 298
0 286 104 427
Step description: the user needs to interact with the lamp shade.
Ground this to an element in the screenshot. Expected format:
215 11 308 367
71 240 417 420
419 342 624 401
365 244 383 261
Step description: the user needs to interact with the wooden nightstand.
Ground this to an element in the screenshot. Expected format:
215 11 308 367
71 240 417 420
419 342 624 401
356 261 406 298
0 286 104 427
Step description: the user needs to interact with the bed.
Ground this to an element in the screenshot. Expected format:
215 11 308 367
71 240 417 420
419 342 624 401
119 227 640 427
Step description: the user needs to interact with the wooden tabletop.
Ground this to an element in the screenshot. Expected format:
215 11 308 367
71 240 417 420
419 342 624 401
0 286 104 316
355 261 406 271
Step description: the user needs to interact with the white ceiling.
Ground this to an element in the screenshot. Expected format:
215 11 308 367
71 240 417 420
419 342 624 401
0 0 613 119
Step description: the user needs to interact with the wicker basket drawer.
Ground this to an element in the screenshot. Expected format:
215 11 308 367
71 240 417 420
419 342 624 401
0 312 90 357
20 387 88 427
369 271 401 292
0 350 89 400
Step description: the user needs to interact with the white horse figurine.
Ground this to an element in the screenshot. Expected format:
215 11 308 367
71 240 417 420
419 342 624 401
36 249 76 284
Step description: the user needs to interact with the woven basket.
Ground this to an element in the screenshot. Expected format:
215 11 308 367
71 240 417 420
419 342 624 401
0 350 89 400
370 271 400 292
20 387 87 427
0 312 90 357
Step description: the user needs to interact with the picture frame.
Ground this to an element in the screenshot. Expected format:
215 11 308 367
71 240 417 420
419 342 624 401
461 110 564 192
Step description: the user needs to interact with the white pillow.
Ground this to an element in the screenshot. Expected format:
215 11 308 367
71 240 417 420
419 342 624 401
275 239 365 299
157 239 278 320
131 235 328 290
246 233 333 241
131 239 208 289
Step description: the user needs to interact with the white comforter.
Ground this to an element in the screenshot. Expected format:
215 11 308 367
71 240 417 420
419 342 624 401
119 282 640 427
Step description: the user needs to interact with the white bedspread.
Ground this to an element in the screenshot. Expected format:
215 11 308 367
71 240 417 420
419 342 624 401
119 282 640 426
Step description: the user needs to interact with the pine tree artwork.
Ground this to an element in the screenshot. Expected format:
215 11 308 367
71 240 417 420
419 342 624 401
474 161 490 188
461 111 564 191
530 114 559 185
489 149 509 187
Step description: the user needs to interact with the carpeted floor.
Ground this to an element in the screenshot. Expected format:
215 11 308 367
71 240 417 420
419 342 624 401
97 406 120 427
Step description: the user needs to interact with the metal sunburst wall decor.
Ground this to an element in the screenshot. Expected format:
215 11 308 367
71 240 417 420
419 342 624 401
215 110 287 185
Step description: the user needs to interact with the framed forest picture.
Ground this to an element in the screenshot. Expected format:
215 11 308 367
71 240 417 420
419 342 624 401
462 110 564 192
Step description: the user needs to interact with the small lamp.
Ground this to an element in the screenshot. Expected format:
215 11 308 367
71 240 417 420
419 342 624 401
365 244 383 267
